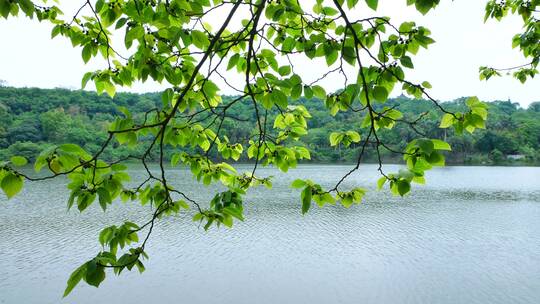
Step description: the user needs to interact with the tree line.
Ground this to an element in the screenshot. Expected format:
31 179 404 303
1 86 538 165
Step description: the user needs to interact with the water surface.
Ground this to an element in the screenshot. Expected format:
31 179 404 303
1 165 539 304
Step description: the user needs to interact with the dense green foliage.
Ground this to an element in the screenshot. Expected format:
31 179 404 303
1 86 539 165
0 0 537 297
481 0 539 82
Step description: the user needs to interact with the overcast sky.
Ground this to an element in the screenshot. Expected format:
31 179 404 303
0 0 538 106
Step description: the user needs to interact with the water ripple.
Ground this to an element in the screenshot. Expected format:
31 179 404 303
0 165 539 304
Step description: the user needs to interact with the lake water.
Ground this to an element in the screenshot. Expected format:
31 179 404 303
1 165 539 304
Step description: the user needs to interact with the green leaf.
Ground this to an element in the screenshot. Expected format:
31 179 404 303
125 26 144 48
193 213 204 222
400 56 414 68
222 214 233 228
227 53 240 70
202 81 219 98
192 30 210 49
426 151 445 166
291 179 306 189
373 86 389 101
18 0 34 17
312 85 326 99
396 180 411 196
301 186 312 214
84 260 105 287
341 195 353 208
377 176 387 190
347 0 360 9
431 139 451 151
329 132 342 146
398 169 415 181
82 44 92 63
413 0 439 15
321 6 339 15
97 187 112 211
325 48 338 65
304 86 313 99
1 173 23 199
63 264 87 297
291 84 302 100
278 66 291 76
346 131 361 142
342 46 356 65
103 81 116 98
271 89 288 108
439 113 455 128
365 0 378 10
417 139 434 154
81 72 93 89
10 156 28 166
282 37 296 52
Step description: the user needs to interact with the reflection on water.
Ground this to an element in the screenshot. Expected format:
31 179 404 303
1 165 539 304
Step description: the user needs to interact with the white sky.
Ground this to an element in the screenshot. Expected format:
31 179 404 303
0 0 538 106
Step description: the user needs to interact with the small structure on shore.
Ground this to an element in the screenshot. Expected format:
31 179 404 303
507 154 525 160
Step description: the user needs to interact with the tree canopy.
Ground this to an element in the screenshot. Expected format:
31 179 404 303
0 0 538 297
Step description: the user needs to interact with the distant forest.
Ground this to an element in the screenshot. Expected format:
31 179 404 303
1 86 539 165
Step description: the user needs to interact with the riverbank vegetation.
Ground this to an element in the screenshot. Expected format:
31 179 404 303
1 86 538 165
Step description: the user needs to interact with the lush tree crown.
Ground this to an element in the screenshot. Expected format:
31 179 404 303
0 0 537 297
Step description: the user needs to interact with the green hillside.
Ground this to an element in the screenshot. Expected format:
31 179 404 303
1 86 539 165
